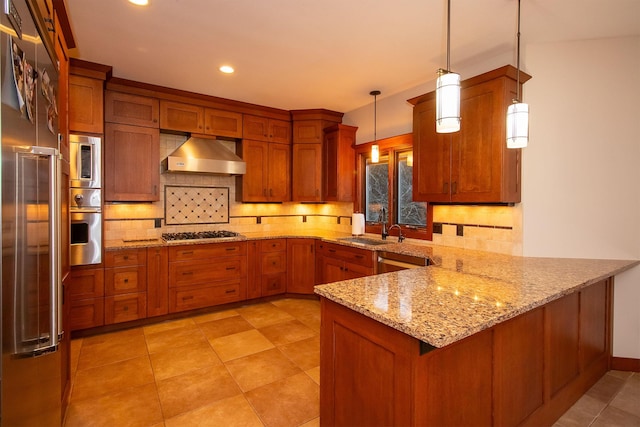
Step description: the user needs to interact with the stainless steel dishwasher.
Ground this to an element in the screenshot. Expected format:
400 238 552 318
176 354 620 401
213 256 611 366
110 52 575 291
377 251 430 273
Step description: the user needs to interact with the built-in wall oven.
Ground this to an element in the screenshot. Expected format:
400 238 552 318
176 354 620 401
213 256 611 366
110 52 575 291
69 134 102 265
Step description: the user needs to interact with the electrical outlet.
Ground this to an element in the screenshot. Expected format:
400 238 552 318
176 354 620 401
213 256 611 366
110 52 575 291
154 218 162 228
456 224 464 236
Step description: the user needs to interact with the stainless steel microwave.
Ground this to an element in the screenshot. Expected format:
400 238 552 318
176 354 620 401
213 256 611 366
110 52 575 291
69 134 101 189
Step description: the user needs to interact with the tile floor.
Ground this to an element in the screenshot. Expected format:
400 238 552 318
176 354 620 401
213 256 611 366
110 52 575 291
64 298 321 427
64 297 640 427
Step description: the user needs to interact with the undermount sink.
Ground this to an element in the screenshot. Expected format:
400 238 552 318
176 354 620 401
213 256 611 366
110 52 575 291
338 237 390 246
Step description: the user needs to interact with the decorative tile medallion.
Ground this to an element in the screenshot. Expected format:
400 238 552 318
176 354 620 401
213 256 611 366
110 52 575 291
164 186 229 225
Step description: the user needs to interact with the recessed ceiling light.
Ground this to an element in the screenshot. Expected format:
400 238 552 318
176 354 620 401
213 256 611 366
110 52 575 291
129 0 149 6
219 65 235 74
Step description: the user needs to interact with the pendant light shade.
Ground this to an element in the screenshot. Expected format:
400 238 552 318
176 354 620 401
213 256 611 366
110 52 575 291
436 70 461 133
370 90 381 163
506 101 529 148
436 0 460 134
506 0 529 148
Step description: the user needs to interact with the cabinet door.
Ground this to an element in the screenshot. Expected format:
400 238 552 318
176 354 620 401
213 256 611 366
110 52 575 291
247 241 261 300
159 100 204 133
54 16 70 162
453 78 514 203
262 273 287 296
104 293 147 324
68 267 104 300
269 119 291 144
412 98 451 202
69 75 103 134
323 125 356 202
104 123 160 201
287 239 316 294
268 143 291 202
319 256 345 285
69 298 104 330
293 120 324 143
147 247 169 317
243 115 270 141
292 144 322 202
204 108 243 138
105 91 159 128
238 140 268 202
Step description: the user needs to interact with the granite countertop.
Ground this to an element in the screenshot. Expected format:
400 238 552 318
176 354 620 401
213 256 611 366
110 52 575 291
105 231 638 348
314 256 638 348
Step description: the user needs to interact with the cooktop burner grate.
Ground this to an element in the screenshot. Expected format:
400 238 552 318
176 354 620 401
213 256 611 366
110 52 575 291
161 230 241 241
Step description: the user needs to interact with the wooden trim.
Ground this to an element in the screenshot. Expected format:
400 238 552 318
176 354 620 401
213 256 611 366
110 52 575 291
105 77 291 120
70 58 112 80
611 357 640 372
52 0 75 48
290 109 344 122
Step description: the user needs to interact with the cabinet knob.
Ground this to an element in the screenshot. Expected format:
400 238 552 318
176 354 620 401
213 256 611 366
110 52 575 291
124 278 129 283
123 305 129 311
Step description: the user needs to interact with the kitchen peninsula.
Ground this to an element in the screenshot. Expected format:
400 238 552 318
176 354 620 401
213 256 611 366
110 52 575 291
314 244 638 427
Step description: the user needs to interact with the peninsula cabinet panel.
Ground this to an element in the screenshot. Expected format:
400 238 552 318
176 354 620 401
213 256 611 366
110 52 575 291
493 308 545 427
104 123 160 201
147 247 169 317
69 75 104 134
204 108 243 138
292 144 322 202
159 100 204 133
546 292 580 398
320 277 614 427
105 91 159 128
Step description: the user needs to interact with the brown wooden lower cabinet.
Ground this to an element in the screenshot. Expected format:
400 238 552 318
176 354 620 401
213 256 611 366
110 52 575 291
147 246 169 317
104 292 147 324
316 241 375 284
320 278 613 427
67 267 104 331
287 238 316 294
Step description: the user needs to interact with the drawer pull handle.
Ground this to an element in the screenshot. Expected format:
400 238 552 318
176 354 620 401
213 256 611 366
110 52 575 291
181 251 194 256
225 289 235 294
182 271 193 275
182 296 194 300
329 249 336 253
355 255 363 259
226 267 235 271
226 247 237 252
123 306 128 311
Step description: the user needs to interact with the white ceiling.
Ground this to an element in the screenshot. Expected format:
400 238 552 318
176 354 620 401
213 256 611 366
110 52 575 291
66 0 640 113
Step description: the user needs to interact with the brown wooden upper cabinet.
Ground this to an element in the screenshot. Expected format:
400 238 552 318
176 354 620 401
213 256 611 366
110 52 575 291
105 91 159 128
104 123 160 202
323 124 357 202
159 100 204 133
204 108 243 138
243 115 291 144
236 140 290 202
69 75 104 134
159 101 243 138
409 65 531 204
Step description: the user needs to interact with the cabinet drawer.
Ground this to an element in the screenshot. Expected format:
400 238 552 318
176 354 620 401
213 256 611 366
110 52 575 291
260 239 287 252
168 242 246 261
317 242 374 268
105 248 146 267
68 268 104 300
169 279 246 313
261 273 286 296
261 252 286 275
69 298 104 330
169 257 246 287
105 293 147 324
105 265 147 295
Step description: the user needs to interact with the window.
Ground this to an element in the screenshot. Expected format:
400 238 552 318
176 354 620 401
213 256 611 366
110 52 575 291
355 134 432 240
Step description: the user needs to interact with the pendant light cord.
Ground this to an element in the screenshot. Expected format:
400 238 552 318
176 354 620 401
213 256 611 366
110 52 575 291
446 0 451 72
516 0 521 102
370 90 380 142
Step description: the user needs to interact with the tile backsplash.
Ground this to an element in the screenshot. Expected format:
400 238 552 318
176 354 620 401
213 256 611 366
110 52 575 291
104 133 522 255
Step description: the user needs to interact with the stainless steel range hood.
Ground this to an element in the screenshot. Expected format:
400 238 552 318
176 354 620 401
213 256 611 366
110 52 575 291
161 136 246 175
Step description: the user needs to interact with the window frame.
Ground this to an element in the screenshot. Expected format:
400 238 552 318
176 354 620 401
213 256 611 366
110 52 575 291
354 133 433 241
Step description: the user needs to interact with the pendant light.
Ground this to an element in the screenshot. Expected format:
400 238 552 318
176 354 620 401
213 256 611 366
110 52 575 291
506 0 529 148
436 0 461 134
370 90 381 163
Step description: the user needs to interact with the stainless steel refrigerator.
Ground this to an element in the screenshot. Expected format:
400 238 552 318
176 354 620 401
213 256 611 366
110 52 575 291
1 0 63 424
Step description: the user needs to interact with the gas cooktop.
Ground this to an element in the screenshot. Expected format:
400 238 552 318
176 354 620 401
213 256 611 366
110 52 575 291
161 230 242 242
